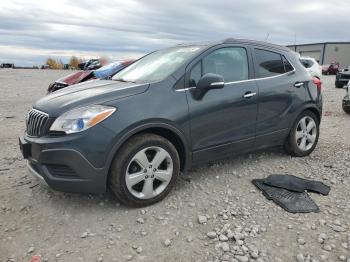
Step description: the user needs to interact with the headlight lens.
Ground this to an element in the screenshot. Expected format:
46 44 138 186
50 105 116 134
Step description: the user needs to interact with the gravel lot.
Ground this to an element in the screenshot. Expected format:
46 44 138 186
0 69 349 262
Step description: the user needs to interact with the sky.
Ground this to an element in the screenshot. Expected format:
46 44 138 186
0 0 349 66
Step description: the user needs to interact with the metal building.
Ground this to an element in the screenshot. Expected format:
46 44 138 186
287 42 350 68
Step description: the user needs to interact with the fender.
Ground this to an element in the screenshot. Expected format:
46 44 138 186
104 119 192 177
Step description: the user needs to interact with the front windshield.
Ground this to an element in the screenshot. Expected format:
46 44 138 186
96 62 121 72
93 62 123 79
112 46 204 83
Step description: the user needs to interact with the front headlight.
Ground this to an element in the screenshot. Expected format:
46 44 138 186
50 105 116 134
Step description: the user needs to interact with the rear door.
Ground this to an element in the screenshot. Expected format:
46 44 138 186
252 48 305 148
184 45 258 162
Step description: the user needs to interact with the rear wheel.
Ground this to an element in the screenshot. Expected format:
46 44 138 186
285 111 320 157
109 133 180 207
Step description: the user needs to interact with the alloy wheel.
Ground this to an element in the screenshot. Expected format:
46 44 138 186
295 116 317 151
125 146 173 199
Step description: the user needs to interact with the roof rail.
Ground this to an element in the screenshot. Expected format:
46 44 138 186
223 38 237 43
222 38 290 52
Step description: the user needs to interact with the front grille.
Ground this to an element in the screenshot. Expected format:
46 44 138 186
26 109 49 137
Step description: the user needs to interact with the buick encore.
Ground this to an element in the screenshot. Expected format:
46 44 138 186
19 39 323 206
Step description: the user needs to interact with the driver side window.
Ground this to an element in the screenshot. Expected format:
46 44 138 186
189 47 249 87
203 47 248 82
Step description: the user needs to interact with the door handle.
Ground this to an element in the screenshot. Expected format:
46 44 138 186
243 92 257 98
294 82 304 88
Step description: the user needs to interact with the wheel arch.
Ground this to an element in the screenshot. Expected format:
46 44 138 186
303 106 321 124
293 103 322 126
105 121 191 184
286 104 322 138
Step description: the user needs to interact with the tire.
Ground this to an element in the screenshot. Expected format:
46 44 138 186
335 82 343 89
343 105 350 114
109 133 180 207
285 111 320 157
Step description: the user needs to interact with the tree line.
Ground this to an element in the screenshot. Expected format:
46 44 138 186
45 56 83 69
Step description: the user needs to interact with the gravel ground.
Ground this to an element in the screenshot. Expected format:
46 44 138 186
0 69 349 262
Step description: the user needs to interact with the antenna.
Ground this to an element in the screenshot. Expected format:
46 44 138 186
265 33 270 41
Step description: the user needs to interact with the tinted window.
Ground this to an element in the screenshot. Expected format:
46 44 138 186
300 59 313 69
254 49 285 77
283 56 294 72
300 59 309 68
202 47 248 82
189 62 202 87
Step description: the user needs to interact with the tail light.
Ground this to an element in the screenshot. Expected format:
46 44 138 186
313 77 322 92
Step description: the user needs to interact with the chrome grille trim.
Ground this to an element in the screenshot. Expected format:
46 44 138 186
26 109 49 137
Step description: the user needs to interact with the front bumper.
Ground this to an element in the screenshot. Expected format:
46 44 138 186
19 125 117 194
23 146 106 193
27 160 48 186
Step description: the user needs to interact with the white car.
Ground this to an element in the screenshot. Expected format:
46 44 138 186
300 57 322 79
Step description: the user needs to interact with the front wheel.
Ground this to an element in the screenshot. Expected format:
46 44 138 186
109 133 180 207
285 111 320 157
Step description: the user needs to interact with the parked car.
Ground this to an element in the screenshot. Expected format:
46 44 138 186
300 57 322 79
78 59 100 70
47 60 134 93
335 67 350 88
343 82 350 114
19 39 322 207
322 63 339 75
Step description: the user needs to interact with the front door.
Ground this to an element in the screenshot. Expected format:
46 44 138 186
185 46 258 163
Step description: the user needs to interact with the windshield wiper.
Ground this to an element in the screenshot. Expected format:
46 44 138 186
114 78 136 83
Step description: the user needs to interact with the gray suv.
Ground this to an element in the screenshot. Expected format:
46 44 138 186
19 39 323 206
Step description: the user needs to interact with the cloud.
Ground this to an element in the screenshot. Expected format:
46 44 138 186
0 0 349 66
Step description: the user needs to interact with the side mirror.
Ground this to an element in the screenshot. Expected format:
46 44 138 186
192 73 224 100
197 73 225 90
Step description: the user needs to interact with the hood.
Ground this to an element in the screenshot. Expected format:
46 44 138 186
56 70 93 85
34 80 149 117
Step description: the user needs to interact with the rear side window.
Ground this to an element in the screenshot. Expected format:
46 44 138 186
300 59 314 69
283 56 294 72
202 47 249 82
254 49 285 77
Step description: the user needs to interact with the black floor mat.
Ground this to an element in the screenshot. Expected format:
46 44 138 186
263 174 330 195
252 179 320 213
